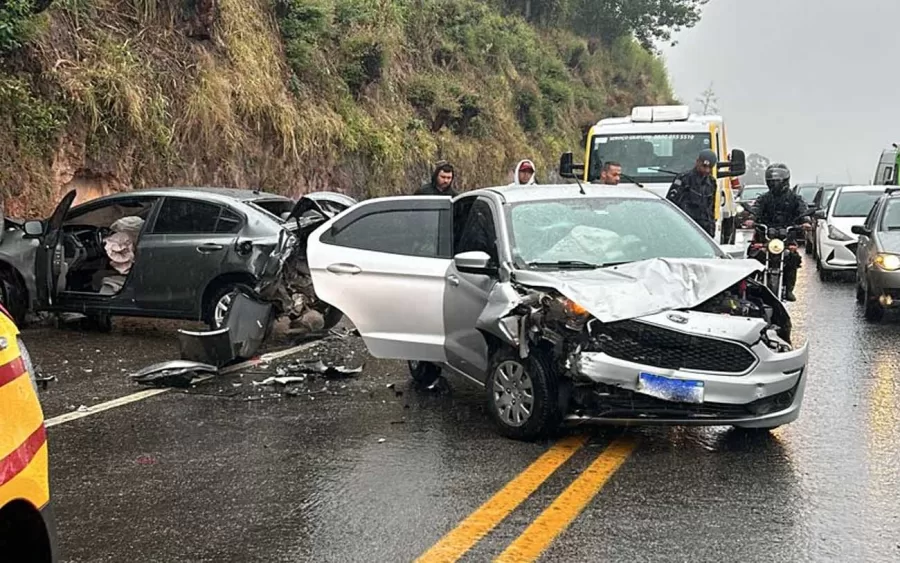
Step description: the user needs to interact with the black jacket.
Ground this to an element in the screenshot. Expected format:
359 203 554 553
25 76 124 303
750 189 809 229
666 169 716 231
415 182 457 196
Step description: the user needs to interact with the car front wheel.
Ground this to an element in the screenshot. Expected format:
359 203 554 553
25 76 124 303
207 283 254 329
485 349 560 441
864 283 885 322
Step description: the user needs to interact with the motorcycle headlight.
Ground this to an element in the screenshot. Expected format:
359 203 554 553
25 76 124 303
875 253 900 271
767 238 785 254
17 336 38 393
827 224 852 241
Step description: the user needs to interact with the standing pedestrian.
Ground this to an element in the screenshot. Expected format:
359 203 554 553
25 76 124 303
415 161 457 196
666 149 718 237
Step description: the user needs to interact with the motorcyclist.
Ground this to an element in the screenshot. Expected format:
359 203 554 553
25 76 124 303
743 163 812 302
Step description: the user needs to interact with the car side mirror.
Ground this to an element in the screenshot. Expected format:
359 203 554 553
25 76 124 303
453 251 495 274
558 152 584 179
814 209 826 220
851 225 870 236
23 220 43 237
716 149 746 178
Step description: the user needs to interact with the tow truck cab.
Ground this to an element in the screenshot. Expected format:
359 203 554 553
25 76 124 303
559 105 746 242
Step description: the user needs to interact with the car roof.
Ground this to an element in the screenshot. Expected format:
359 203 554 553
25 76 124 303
70 187 292 209
462 184 661 204
835 185 888 194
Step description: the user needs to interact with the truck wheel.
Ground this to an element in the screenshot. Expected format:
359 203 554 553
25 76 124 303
485 349 560 441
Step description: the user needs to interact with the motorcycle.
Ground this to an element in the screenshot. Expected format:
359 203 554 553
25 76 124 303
746 223 805 301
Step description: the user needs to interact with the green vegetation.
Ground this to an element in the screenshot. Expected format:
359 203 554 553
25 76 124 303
0 0 702 214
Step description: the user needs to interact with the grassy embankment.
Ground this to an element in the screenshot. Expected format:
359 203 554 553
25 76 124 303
0 0 673 215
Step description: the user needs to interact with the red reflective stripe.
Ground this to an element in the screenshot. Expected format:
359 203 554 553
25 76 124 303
0 425 47 487
0 357 25 389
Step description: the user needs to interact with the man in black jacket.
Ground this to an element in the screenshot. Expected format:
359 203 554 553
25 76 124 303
415 161 457 196
666 149 719 237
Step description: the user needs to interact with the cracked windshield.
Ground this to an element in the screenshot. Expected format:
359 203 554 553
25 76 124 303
2 0 899 562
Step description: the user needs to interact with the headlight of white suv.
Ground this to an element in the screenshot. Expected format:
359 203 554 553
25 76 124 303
827 224 853 241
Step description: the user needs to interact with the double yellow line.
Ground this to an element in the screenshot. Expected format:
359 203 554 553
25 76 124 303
416 435 637 563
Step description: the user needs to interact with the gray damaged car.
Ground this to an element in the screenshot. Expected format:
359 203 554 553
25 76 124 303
0 187 355 331
305 184 809 441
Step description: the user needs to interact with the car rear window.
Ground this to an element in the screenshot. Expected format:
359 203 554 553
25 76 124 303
833 191 883 217
153 199 242 234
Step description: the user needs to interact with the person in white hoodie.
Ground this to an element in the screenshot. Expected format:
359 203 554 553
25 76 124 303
510 159 537 185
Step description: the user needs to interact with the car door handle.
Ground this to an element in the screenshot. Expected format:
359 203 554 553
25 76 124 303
197 243 224 253
447 274 459 286
327 263 361 275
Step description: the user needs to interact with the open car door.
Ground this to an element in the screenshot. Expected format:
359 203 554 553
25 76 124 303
307 196 453 362
34 190 77 307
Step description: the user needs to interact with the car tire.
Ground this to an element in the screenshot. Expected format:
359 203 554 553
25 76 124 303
864 283 885 322
408 361 441 385
206 282 254 330
485 348 560 442
817 259 831 282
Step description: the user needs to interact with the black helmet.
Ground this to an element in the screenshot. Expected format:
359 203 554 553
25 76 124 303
765 163 791 193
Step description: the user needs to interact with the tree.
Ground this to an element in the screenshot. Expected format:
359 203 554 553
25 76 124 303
569 0 710 51
695 82 718 115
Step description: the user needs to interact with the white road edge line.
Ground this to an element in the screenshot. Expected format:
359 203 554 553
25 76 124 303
45 341 321 428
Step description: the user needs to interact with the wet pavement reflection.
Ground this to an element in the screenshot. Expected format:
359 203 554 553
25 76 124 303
29 248 900 562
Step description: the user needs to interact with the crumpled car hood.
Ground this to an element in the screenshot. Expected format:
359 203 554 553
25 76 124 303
511 257 763 324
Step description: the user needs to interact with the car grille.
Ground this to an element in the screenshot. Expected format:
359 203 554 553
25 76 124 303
585 320 757 374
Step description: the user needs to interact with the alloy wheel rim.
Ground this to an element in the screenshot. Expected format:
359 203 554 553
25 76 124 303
492 360 535 427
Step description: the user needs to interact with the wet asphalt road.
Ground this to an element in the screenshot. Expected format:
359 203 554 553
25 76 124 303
26 244 900 562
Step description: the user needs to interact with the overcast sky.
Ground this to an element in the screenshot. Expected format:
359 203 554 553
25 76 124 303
661 0 900 184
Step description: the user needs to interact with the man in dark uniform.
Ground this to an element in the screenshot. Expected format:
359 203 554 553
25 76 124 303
666 149 718 237
743 163 812 302
415 161 457 196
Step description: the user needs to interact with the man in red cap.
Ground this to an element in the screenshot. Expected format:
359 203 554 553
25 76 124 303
511 159 537 185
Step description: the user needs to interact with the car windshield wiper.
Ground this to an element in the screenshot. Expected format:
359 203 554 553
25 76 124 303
647 167 681 176
527 260 602 270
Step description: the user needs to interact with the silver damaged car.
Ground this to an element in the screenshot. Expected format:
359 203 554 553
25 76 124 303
306 184 809 440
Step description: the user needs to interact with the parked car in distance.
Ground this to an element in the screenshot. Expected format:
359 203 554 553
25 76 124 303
852 187 900 321
0 188 355 330
306 184 808 440
805 184 839 255
0 305 57 561
814 185 885 281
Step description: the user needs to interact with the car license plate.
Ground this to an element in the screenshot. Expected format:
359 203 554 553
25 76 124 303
637 372 704 404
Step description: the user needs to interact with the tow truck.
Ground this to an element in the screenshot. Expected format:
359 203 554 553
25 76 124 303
558 105 746 245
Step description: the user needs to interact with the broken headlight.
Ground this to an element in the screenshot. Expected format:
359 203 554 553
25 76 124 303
761 327 792 353
547 295 591 331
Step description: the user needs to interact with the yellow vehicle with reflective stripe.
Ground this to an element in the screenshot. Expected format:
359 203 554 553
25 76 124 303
558 105 746 243
0 304 57 561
